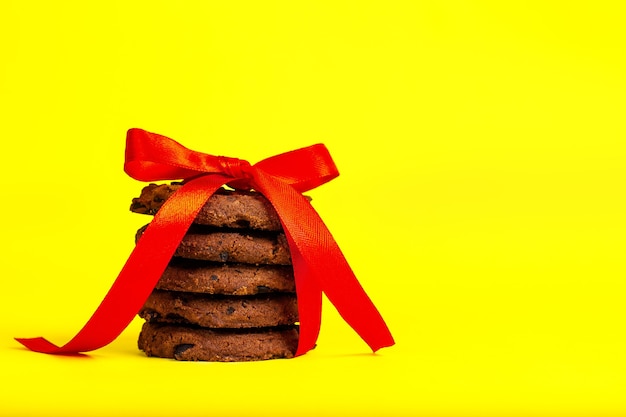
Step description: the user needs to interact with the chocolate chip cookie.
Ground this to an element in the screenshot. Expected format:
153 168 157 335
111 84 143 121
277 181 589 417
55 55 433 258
138 322 299 361
139 290 299 328
136 225 292 265
156 259 295 295
131 183 283 231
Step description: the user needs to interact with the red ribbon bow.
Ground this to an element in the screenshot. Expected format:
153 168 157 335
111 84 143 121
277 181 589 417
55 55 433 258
16 129 394 356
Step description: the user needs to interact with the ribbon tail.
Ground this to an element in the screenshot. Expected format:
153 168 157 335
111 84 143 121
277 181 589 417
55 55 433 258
253 172 395 353
16 175 230 354
289 246 323 356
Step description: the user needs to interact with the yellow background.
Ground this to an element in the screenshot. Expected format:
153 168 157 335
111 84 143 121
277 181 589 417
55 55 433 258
1 1 625 416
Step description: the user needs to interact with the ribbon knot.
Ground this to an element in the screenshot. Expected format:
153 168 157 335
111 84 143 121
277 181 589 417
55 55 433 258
217 156 251 178
216 156 253 187
15 128 394 356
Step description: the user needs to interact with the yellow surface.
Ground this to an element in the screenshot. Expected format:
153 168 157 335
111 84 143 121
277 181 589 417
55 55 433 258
1 1 625 416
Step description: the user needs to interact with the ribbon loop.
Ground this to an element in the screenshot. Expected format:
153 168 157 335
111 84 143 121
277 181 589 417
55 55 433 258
16 128 394 356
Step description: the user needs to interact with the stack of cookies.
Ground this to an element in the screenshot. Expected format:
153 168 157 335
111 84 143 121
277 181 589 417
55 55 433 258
130 183 299 361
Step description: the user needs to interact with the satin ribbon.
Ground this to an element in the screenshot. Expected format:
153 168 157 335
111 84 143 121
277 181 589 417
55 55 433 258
16 128 394 356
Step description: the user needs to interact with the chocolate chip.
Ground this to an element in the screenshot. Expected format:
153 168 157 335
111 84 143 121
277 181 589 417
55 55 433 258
164 313 186 322
226 306 236 315
141 309 160 322
210 275 219 281
173 343 195 359
256 285 271 293
235 219 251 228
219 252 229 262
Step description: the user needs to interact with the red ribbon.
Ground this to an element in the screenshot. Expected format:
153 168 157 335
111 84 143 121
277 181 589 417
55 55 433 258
16 129 394 356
